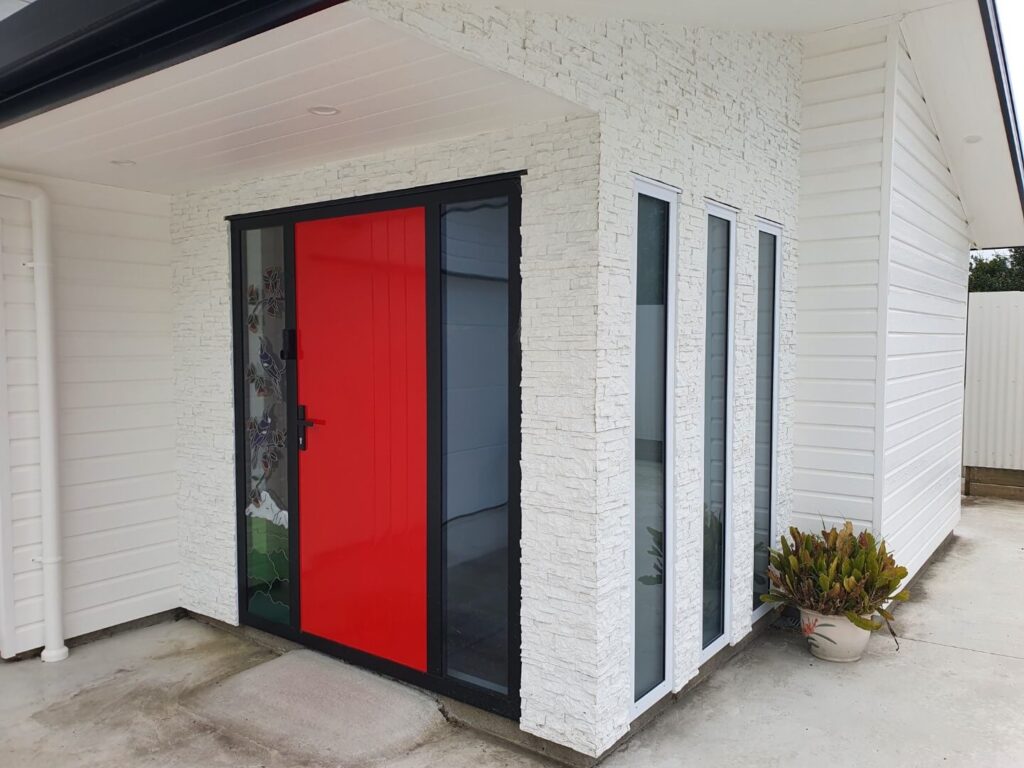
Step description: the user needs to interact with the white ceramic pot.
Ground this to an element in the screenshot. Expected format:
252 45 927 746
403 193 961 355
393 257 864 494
799 608 872 662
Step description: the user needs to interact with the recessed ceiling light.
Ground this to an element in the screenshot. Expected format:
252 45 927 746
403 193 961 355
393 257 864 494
308 105 339 116
964 134 983 144
110 159 136 166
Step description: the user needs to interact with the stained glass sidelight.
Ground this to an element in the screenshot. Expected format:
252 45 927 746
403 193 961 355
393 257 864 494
241 227 291 624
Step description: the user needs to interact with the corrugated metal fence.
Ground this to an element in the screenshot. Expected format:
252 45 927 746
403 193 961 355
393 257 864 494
963 291 1024 472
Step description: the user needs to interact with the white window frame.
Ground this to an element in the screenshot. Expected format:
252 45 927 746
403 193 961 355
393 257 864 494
700 200 737 664
630 175 678 718
751 218 782 624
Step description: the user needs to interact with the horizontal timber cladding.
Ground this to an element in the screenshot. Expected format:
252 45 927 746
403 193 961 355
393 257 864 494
795 23 889 533
880 31 970 582
0 170 176 657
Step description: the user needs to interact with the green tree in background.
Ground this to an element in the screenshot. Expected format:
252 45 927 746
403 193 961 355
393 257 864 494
969 247 1024 292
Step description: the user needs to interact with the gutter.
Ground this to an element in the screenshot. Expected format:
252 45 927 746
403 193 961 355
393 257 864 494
978 0 1024 225
0 178 67 662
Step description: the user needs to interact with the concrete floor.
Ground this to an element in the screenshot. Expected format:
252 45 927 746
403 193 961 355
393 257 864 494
2 499 1022 767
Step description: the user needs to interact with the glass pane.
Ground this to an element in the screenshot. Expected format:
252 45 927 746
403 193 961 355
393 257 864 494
635 193 668 701
703 214 730 649
441 196 510 694
753 231 777 609
241 227 291 624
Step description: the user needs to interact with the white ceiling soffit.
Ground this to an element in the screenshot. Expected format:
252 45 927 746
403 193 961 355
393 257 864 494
0 4 587 194
484 0 949 31
902 1 1024 248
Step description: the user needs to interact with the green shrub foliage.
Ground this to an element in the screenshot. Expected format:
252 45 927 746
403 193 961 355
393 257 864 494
761 522 909 633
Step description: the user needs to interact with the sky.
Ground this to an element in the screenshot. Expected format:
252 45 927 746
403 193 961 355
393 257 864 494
998 0 1024 119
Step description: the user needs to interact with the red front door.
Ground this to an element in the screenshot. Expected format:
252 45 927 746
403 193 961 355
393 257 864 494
294 208 427 672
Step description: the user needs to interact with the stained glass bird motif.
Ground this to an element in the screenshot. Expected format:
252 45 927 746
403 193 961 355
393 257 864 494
249 405 275 469
258 335 285 394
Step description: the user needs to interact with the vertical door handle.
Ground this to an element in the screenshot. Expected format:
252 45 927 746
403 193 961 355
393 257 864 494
297 404 315 450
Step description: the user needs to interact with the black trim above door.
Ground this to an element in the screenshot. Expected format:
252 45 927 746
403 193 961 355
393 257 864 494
229 173 524 719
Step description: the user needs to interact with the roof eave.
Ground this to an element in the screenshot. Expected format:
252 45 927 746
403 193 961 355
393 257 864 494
978 0 1024 234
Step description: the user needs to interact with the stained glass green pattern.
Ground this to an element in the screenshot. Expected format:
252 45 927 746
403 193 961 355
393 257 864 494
241 227 291 624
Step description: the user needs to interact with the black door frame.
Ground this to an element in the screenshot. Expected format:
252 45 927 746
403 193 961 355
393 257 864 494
228 172 524 718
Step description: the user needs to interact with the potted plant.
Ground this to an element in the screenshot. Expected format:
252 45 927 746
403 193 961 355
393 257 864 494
760 522 909 662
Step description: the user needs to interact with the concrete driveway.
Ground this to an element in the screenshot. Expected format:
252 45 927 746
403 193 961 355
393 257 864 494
2 498 1022 767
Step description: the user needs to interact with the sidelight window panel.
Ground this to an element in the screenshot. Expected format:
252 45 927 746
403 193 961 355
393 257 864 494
441 196 511 695
240 226 291 625
634 188 673 704
703 211 731 650
753 228 778 610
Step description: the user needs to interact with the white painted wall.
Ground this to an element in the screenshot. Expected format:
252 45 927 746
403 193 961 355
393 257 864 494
963 291 1024 472
796 23 971 579
0 170 177 657
881 33 970 578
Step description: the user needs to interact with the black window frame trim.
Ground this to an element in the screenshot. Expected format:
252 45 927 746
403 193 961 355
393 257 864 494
229 171 524 720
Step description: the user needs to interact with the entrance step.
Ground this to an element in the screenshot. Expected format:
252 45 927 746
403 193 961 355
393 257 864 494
184 649 448 766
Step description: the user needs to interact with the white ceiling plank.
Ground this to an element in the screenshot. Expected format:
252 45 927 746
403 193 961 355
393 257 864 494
0 4 586 193
1 14 388 152
28 41 453 161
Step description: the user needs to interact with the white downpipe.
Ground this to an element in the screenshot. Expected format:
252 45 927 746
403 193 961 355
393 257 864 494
0 178 67 662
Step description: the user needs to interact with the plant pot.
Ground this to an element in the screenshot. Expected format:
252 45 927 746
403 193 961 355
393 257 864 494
799 608 872 662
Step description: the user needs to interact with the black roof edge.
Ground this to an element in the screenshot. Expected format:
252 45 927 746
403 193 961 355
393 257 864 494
978 0 1024 226
0 0 348 130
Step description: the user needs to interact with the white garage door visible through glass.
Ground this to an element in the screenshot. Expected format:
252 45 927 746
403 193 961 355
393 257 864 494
633 178 676 714
441 196 511 696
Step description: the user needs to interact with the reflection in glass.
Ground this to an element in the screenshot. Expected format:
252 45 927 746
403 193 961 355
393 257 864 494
241 227 291 624
703 214 730 649
634 193 669 701
753 231 777 609
441 197 510 694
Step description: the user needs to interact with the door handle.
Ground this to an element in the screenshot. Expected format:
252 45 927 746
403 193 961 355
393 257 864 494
297 404 315 450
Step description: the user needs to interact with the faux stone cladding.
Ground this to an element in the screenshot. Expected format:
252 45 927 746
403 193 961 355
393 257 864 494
172 1 802 758
359 0 802 754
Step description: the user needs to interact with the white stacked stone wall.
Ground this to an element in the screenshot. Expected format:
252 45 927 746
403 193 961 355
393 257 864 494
172 1 802 757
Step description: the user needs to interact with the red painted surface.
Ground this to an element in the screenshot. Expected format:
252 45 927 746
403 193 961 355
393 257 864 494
295 208 427 672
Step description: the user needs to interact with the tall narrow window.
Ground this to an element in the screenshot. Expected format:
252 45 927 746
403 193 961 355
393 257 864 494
703 210 732 652
634 183 673 705
441 196 511 695
240 226 291 625
753 226 779 610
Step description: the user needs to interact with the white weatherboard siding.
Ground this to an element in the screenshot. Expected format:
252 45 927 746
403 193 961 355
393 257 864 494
797 22 971 579
0 170 176 657
795 24 888 531
172 113 606 747
881 34 969 579
963 292 1024 472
